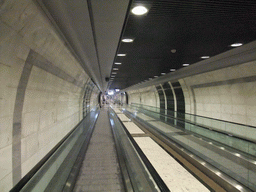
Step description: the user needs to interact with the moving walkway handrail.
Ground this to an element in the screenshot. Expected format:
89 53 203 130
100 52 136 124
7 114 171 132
10 108 100 192
122 109 254 192
131 103 256 129
108 108 170 192
130 103 256 143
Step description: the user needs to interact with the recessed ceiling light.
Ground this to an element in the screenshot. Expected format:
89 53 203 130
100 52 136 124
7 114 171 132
201 56 210 59
115 62 122 65
171 49 176 53
117 54 126 56
111 75 115 77
154 76 158 78
230 43 243 47
131 6 148 15
170 69 176 71
112 72 117 74
113 68 119 70
161 73 166 75
122 38 134 43
183 63 190 66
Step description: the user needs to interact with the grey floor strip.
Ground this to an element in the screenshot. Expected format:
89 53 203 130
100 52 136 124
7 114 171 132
73 107 124 192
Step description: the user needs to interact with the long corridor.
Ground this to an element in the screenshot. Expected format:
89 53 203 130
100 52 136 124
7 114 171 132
74 107 124 192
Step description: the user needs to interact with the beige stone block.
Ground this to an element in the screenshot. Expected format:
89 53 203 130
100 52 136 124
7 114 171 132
232 95 246 105
221 104 233 114
210 95 220 104
21 111 40 137
20 14 49 50
39 109 56 130
220 113 232 122
38 126 57 149
21 151 41 177
0 172 12 192
219 85 231 95
0 144 12 181
21 133 39 162
231 114 246 125
246 116 256 127
0 20 16 44
232 105 246 115
246 95 256 106
0 0 30 29
0 29 25 68
204 104 213 112
0 84 16 118
220 94 232 104
246 105 256 117
211 104 221 113
211 112 221 119
0 116 12 148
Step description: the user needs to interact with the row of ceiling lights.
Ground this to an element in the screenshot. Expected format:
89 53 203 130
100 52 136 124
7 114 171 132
110 6 149 82
134 42 243 85
110 5 244 84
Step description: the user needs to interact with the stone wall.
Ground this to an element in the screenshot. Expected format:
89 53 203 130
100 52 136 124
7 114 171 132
0 0 92 191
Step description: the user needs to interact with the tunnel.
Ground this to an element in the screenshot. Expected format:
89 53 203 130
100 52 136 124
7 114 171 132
1 0 256 191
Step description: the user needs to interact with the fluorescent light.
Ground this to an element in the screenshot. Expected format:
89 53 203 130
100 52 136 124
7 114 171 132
115 89 120 92
117 54 126 56
161 73 166 75
108 90 114 95
112 72 117 74
122 38 134 43
201 56 210 59
230 43 243 47
111 75 115 77
113 68 118 70
131 6 148 15
183 63 190 66
170 69 176 71
115 62 122 65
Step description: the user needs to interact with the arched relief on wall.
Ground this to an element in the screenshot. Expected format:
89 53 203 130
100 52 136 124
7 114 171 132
178 79 193 114
12 49 85 185
182 60 256 126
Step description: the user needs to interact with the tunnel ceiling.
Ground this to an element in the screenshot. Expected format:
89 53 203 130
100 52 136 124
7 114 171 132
109 0 256 90
39 0 256 91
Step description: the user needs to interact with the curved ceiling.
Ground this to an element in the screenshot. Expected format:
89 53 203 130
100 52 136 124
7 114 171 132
109 0 256 90
37 0 256 91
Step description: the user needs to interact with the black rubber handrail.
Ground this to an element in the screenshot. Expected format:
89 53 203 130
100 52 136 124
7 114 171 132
109 108 170 192
131 103 256 129
129 104 256 145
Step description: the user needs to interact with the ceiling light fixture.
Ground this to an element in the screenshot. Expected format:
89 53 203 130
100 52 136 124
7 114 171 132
131 6 148 15
183 63 190 66
117 54 126 56
114 62 122 65
230 43 243 47
113 68 119 70
111 75 115 77
161 73 166 75
122 38 134 43
201 56 210 59
112 72 117 74
170 69 176 71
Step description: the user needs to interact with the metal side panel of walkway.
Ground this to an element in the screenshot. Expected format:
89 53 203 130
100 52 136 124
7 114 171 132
73 107 125 192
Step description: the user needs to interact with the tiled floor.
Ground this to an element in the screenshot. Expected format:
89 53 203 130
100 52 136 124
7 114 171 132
114 107 210 192
73 107 124 192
